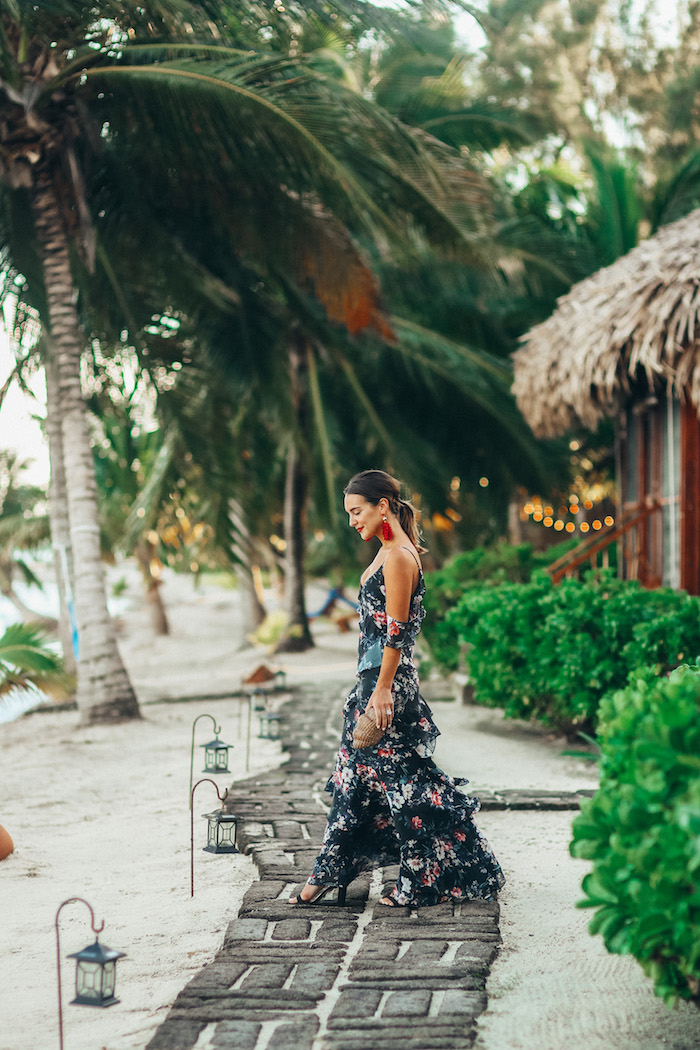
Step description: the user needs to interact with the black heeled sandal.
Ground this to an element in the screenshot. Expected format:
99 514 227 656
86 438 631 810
288 884 347 906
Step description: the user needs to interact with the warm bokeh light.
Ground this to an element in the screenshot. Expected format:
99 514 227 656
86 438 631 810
604 515 614 526
479 477 489 487
580 522 590 533
544 505 553 515
593 520 602 530
533 511 543 522
583 499 593 509
554 520 564 531
569 505 579 514
543 516 553 527
565 522 575 533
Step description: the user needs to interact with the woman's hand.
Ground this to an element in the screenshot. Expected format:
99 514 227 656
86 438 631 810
366 684 394 730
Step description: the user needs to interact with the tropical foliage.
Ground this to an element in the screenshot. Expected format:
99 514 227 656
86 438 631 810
0 621 65 697
430 571 700 734
571 663 700 1006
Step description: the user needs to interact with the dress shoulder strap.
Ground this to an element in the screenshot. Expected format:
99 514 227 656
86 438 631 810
384 545 421 570
400 545 421 570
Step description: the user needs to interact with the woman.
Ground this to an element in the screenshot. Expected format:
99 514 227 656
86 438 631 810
289 469 505 907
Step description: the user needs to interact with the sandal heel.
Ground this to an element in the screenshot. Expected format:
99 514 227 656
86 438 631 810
336 886 347 906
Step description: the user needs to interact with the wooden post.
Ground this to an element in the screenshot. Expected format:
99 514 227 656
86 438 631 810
680 399 700 595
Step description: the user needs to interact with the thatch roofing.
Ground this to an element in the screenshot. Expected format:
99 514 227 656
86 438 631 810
513 208 700 436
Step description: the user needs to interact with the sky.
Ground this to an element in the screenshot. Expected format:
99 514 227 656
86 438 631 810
0 320 49 488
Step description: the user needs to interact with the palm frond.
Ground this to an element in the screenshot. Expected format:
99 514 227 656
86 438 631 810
0 621 63 680
306 343 337 523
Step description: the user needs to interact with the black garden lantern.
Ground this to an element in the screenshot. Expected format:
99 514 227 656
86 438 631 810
68 938 126 1007
190 779 238 896
55 897 126 1050
200 734 231 774
258 711 281 740
202 808 239 854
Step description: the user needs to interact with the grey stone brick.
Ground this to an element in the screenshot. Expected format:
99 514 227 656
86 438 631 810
271 918 311 940
211 1019 261 1049
381 989 432 1017
184 962 248 990
291 960 342 991
145 1018 206 1049
329 987 383 1020
401 940 449 962
314 920 357 942
240 962 293 988
439 989 488 1016
222 918 269 945
270 1018 319 1050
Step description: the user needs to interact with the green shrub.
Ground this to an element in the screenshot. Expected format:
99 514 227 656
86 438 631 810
423 539 577 670
441 572 700 733
570 665 700 1006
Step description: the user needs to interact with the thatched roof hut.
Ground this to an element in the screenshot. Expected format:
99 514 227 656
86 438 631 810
513 208 700 436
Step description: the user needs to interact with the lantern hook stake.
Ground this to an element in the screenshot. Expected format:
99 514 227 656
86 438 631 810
55 897 104 1050
189 713 221 806
190 778 228 898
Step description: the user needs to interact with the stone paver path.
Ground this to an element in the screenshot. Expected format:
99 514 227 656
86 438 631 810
148 684 590 1050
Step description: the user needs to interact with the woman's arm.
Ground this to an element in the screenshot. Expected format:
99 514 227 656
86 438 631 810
365 549 417 730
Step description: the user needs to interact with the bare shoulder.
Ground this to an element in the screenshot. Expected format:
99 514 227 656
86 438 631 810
383 546 421 582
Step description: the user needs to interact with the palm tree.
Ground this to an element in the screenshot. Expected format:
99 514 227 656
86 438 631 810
0 621 65 700
0 1 503 712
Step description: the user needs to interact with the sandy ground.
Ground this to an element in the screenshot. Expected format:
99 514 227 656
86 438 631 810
432 704 700 1050
0 566 334 1050
1 565 699 1050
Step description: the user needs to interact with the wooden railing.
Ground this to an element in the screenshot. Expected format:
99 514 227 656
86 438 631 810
547 499 662 585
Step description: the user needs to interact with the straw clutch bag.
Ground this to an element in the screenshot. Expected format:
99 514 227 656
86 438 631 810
352 712 384 749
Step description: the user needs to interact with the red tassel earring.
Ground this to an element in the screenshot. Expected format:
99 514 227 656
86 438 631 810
381 515 393 541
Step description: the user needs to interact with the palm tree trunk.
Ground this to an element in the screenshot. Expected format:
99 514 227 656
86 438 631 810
228 498 266 632
135 540 170 635
30 165 139 723
275 337 314 653
44 345 77 675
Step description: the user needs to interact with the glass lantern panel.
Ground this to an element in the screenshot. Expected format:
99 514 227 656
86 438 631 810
218 819 237 848
76 961 102 1000
207 816 219 848
102 961 115 999
204 751 215 771
214 749 228 771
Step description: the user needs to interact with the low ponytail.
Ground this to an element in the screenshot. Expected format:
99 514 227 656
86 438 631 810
396 497 427 554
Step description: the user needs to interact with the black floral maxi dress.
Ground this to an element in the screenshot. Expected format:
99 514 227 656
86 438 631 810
308 560 505 906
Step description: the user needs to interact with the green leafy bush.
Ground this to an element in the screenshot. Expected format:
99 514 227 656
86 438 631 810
570 665 700 1006
422 539 577 669
439 572 700 733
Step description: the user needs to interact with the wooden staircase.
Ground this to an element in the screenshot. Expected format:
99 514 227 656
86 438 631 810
547 499 662 585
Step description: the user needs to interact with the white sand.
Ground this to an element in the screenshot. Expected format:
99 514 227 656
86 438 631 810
431 702 700 1050
2 565 698 1050
0 566 358 1050
0 694 274 1050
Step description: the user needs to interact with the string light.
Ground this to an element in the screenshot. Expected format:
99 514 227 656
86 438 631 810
518 495 615 534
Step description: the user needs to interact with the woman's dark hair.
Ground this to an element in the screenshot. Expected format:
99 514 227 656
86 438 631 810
344 469 427 553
